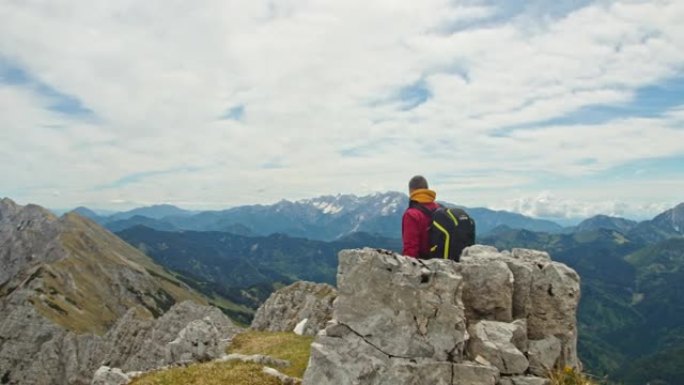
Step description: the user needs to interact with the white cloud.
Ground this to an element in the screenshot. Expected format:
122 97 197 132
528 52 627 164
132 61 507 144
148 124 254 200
0 0 683 212
499 184 684 221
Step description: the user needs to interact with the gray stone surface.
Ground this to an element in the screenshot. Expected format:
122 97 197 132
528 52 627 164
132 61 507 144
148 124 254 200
528 336 562 377
304 247 582 384
467 320 528 375
0 199 232 385
101 301 241 372
0 199 66 286
451 362 500 385
91 366 130 385
334 248 467 361
459 260 514 322
528 262 581 368
251 281 336 336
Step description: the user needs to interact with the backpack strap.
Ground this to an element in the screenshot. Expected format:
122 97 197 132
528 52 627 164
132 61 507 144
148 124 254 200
409 200 439 219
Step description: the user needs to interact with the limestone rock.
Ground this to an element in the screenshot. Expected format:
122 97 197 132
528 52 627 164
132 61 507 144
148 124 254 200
451 362 500 385
461 246 534 319
334 248 467 360
101 301 241 372
528 336 562 376
459 260 514 322
467 321 528 375
528 262 581 368
251 281 336 336
304 247 582 384
461 245 580 371
91 366 130 385
262 367 299 385
166 318 223 364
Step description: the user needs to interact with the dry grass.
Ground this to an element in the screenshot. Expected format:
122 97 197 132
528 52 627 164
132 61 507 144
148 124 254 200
127 331 314 385
129 361 282 385
228 330 315 378
549 367 601 385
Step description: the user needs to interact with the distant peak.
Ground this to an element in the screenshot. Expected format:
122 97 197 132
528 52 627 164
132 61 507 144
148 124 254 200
1 197 18 207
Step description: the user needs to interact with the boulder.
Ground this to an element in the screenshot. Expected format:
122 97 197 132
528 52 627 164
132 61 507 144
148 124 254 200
166 318 223 364
100 301 241 372
466 320 528 375
528 262 581 368
459 260 514 322
302 247 582 384
91 366 130 385
334 248 467 360
528 336 562 377
251 281 336 336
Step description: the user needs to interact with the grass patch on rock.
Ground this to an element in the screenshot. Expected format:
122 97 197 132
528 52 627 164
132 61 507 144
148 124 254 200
129 361 281 385
227 331 315 378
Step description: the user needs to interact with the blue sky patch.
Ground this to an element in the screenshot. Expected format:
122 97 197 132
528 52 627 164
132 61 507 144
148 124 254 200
95 167 201 190
222 105 245 121
0 57 95 118
491 77 684 136
396 80 431 111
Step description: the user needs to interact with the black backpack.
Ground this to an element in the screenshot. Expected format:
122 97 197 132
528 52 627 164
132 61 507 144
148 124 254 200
411 202 476 262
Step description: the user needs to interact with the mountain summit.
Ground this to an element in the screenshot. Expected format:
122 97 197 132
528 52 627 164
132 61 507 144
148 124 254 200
0 197 213 384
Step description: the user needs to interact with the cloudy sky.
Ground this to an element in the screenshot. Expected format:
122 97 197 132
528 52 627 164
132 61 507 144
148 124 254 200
1 0 683 220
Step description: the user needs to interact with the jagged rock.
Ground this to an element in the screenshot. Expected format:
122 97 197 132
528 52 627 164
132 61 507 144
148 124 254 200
528 336 562 376
166 318 223 364
461 246 533 319
499 375 551 385
0 304 105 385
304 247 582 384
528 262 580 368
334 248 467 360
461 245 580 371
0 199 65 286
303 248 503 385
0 199 218 384
467 320 528 375
459 259 514 322
510 249 551 263
251 281 336 336
91 366 130 385
101 301 241 372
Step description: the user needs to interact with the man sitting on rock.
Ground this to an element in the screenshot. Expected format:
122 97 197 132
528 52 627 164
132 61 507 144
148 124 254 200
402 175 440 258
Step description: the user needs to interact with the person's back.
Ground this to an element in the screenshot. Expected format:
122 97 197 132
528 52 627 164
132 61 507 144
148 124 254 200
402 175 476 260
402 175 439 258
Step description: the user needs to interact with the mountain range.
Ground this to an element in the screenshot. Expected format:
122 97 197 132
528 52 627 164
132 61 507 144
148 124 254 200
76 192 567 239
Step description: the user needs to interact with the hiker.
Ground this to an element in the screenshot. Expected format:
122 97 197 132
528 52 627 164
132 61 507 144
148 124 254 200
402 175 439 258
402 175 475 261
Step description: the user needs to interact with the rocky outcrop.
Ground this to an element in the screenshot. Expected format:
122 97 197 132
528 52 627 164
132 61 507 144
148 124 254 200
0 199 239 385
99 301 240 372
303 247 581 384
0 301 240 385
251 281 336 336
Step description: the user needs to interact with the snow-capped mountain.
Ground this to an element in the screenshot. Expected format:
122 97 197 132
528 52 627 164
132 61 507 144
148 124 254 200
84 191 570 240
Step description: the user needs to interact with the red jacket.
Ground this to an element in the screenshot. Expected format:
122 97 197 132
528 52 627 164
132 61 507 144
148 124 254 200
402 201 440 258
